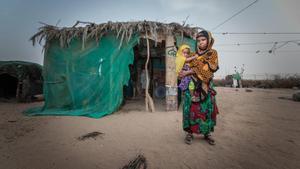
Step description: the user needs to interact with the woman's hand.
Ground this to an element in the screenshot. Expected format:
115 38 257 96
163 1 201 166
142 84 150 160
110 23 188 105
179 70 195 78
178 71 184 78
179 71 188 78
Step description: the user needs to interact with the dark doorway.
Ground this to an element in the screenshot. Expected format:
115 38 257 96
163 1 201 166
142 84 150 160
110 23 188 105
0 73 18 99
122 38 166 111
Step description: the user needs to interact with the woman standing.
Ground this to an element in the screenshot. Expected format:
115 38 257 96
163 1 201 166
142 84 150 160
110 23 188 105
178 30 219 145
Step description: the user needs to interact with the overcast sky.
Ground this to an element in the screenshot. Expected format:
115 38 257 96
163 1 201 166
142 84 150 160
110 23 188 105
1 0 300 78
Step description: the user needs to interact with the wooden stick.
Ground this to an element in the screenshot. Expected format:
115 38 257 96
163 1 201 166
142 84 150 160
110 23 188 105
145 31 155 112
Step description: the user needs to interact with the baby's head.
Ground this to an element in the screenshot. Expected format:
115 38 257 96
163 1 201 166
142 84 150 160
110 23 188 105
182 48 190 58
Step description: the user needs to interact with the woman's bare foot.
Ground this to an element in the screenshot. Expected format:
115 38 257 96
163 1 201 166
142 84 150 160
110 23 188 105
185 133 193 145
204 135 215 145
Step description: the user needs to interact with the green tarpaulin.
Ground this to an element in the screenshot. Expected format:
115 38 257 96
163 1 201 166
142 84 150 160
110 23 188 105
25 33 195 118
25 33 139 118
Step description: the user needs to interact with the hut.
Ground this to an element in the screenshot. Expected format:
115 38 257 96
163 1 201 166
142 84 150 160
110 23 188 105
0 61 43 102
26 21 200 118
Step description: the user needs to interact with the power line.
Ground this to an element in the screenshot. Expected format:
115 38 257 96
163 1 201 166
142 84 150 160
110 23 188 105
213 32 300 35
211 0 258 31
215 39 300 46
217 50 300 53
216 40 300 53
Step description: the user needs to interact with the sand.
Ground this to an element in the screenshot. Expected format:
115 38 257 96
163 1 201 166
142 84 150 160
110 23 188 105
0 87 299 169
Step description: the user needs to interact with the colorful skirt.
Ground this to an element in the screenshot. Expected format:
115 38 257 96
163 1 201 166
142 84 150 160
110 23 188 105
182 87 219 135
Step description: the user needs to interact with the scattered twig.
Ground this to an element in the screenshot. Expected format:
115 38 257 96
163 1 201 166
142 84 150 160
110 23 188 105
183 161 192 169
245 89 253 92
121 154 147 169
77 131 104 141
8 120 17 123
278 96 293 101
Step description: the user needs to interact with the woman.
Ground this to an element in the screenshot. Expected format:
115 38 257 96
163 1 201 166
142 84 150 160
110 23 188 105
178 30 219 145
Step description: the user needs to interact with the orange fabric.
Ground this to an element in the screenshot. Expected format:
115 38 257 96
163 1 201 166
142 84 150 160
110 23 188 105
190 31 219 83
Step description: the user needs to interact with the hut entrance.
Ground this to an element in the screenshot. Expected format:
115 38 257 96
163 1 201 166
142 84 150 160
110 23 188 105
122 38 166 111
0 73 18 99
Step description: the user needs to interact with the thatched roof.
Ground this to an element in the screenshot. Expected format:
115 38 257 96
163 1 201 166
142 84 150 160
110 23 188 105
30 20 202 49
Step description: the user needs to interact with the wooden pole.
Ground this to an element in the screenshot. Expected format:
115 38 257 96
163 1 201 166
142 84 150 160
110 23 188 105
165 34 178 111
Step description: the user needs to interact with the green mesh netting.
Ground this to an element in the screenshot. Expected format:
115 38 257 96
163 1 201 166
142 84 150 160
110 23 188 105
25 33 139 118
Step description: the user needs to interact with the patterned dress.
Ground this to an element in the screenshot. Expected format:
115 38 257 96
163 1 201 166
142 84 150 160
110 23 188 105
183 84 219 135
182 30 219 135
178 64 192 91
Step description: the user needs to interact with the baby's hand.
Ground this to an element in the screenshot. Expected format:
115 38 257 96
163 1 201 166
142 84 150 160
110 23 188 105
191 55 197 60
198 56 205 61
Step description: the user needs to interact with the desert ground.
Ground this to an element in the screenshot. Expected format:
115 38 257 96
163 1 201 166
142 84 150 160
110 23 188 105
0 87 299 169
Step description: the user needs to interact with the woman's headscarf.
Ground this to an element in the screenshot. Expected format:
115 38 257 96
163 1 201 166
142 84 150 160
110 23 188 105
175 44 190 76
196 30 215 53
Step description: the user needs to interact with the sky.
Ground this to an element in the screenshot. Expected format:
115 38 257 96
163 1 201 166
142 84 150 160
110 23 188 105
1 0 300 78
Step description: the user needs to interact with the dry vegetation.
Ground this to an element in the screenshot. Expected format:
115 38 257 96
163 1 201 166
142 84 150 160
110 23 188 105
214 74 300 89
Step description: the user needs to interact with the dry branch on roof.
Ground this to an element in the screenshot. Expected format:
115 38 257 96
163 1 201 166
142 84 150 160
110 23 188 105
30 20 201 49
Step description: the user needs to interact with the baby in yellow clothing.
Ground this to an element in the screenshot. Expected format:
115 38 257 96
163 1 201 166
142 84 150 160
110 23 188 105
176 44 198 101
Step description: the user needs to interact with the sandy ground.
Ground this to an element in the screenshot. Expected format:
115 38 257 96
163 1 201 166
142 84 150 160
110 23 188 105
0 87 299 169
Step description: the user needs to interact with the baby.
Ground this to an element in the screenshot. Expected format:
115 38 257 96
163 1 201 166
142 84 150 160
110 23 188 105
176 45 197 99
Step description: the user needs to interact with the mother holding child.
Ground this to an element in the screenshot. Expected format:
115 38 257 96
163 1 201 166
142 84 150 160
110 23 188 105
176 30 219 145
